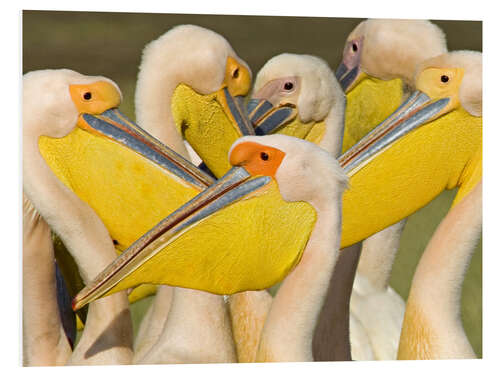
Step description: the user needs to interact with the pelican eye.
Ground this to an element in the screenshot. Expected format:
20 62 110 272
284 82 294 91
83 92 92 100
440 75 449 83
232 68 239 79
260 152 269 161
112 239 119 245
352 42 358 52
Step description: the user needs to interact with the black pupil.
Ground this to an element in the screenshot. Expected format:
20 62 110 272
352 43 358 52
260 152 269 161
233 68 239 78
284 82 294 90
112 239 119 245
441 75 449 83
83 92 92 100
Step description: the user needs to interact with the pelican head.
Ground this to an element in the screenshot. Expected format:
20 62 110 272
336 19 447 92
135 24 253 177
248 53 346 156
415 50 482 117
230 135 348 208
23 69 121 139
24 68 184 170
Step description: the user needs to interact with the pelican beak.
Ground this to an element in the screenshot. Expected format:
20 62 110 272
246 95 325 145
219 56 254 136
339 91 451 176
69 80 213 188
217 86 255 136
77 108 214 190
335 63 368 93
72 167 272 310
247 98 298 135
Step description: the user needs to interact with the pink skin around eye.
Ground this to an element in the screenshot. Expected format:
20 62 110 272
253 76 298 105
279 77 298 94
343 36 363 70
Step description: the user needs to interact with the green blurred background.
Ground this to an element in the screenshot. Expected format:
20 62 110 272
22 10 482 357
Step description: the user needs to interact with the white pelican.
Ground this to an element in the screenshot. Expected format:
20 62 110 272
135 24 253 176
335 49 482 360
228 135 348 361
396 50 482 359
75 133 349 362
23 69 138 365
335 18 448 360
131 25 254 363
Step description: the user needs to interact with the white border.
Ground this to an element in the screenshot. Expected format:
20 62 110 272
5 0 498 373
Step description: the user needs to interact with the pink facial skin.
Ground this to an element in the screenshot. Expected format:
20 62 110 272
342 36 364 70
